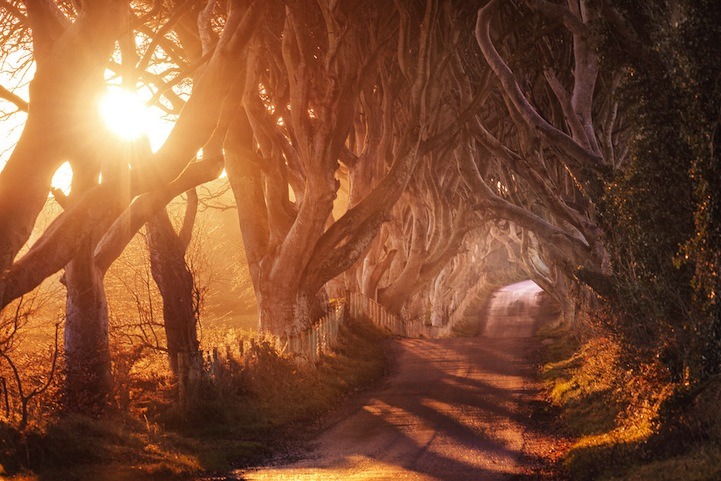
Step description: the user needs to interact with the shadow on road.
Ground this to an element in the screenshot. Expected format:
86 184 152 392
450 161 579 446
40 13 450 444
239 281 559 480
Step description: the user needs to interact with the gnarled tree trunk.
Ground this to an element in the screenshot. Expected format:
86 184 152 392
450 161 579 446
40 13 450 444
146 206 199 375
64 237 112 414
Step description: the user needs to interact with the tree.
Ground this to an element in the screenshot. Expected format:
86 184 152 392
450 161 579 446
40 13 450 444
377 155 477 316
225 0 480 335
453 0 635 327
0 0 264 413
602 0 721 379
146 191 200 375
673 0 721 379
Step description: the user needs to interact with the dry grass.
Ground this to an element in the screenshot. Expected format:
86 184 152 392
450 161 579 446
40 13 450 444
538 325 686 480
0 316 390 479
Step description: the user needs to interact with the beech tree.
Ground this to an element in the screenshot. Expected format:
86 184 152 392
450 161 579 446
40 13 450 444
225 0 481 335
377 155 477 316
442 0 633 326
0 0 263 412
462 0 719 388
129 2 223 375
426 231 518 327
339 0 487 319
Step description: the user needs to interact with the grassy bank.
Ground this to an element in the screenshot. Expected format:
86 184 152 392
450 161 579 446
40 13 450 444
539 325 721 481
0 317 390 480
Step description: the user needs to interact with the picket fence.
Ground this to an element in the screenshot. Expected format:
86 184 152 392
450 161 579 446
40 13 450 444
186 291 465 375
177 292 467 405
261 291 468 361
347 292 463 339
278 300 346 361
347 292 407 335
275 292 421 361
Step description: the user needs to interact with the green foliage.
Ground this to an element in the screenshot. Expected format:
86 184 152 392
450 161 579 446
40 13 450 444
540 314 721 481
539 326 681 481
596 0 721 384
607 446 721 481
673 0 721 379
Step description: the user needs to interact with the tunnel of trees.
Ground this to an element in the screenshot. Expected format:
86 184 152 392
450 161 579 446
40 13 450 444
0 0 719 476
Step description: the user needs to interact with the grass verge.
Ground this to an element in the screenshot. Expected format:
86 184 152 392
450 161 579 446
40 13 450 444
538 324 721 481
0 316 390 480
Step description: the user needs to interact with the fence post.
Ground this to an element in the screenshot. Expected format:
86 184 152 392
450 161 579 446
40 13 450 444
314 327 318 361
310 329 317 362
288 332 296 356
211 348 220 378
318 320 324 354
301 330 308 359
177 352 188 408
323 317 330 352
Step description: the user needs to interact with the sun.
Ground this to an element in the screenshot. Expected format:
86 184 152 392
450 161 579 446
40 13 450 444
98 89 152 140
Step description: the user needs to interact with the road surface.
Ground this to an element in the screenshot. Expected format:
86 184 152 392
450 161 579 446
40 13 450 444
484 280 545 338
238 280 550 480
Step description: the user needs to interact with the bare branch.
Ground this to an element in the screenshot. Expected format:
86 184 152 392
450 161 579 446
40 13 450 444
475 1 607 181
0 85 28 112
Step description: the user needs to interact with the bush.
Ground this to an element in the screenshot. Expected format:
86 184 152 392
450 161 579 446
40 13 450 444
0 316 390 478
540 323 676 480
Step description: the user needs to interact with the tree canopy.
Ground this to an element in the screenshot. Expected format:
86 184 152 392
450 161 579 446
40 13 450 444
0 0 717 422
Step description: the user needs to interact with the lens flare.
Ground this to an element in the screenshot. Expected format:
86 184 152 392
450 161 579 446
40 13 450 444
99 89 151 140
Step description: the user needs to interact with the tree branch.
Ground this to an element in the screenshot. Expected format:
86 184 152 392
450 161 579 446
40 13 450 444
94 157 222 275
475 1 607 180
0 85 28 112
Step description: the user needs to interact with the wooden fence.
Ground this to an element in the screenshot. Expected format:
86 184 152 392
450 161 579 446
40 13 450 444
270 292 437 364
347 292 457 339
348 292 407 336
176 292 465 405
186 292 462 375
278 300 346 362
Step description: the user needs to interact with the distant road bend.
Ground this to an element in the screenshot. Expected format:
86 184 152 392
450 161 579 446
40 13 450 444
240 280 552 481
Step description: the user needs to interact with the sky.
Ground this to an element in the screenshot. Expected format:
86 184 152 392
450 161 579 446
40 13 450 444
0 49 30 167
1 51 177 194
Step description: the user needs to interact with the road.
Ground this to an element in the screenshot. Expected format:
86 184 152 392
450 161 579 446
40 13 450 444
483 280 546 338
238 280 550 481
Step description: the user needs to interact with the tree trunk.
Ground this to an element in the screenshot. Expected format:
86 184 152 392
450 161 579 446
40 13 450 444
257 282 328 336
64 237 112 414
146 210 199 375
429 267 449 327
0 2 127 283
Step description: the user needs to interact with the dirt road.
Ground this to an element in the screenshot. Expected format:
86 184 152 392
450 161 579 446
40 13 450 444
239 280 550 480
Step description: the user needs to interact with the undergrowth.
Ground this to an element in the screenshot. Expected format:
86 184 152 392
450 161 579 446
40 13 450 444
539 324 721 481
0 316 389 480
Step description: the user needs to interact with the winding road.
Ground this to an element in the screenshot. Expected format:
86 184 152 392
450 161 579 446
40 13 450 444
239 280 551 480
